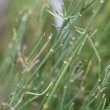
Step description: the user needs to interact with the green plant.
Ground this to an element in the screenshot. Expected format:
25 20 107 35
0 0 110 110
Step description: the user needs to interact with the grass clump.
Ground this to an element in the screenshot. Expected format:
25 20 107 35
0 0 110 110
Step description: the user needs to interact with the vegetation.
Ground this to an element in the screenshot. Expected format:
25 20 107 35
0 0 110 110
